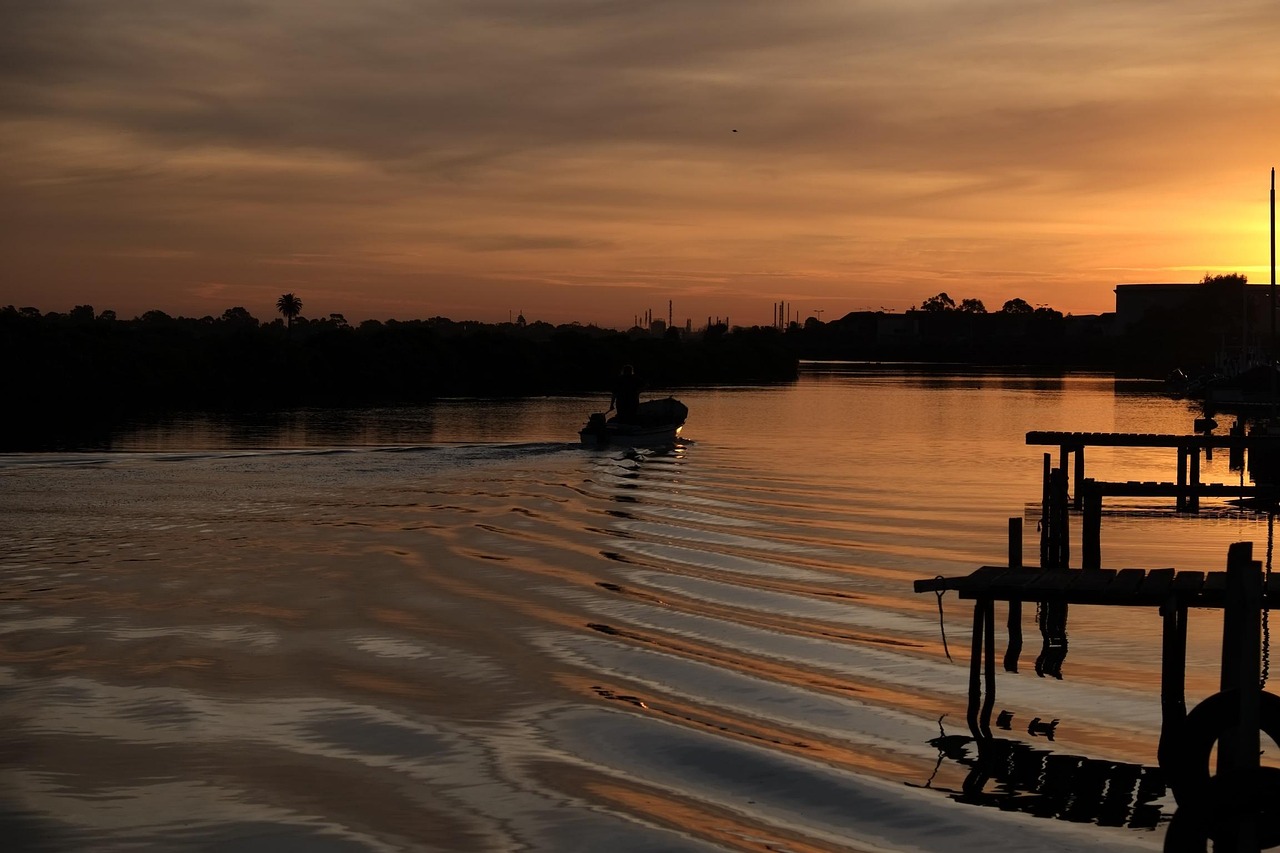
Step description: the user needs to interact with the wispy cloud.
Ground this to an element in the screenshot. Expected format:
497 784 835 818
2 0 1279 323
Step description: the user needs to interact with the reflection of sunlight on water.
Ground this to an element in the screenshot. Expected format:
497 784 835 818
103 623 281 649
1 370 1266 850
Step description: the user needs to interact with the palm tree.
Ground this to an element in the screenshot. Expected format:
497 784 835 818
276 293 303 330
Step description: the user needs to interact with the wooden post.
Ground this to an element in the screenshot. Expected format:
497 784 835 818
1040 453 1051 567
1219 542 1261 767
1217 541 1261 852
1005 517 1023 673
967 600 987 740
980 597 996 739
1009 517 1022 570
1051 467 1070 569
1188 445 1201 512
1082 479 1101 570
1176 446 1188 511
1073 445 1085 509
1230 419 1245 470
1059 445 1069 496
1156 600 1188 773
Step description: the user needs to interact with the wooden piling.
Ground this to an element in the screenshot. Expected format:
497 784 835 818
1216 541 1262 852
1074 446 1085 510
967 600 987 739
1051 467 1069 569
1082 480 1101 570
1176 447 1188 511
1218 542 1261 774
1040 453 1050 566
1157 596 1187 773
980 597 996 739
1189 447 1201 513
1059 446 1069 493
1005 518 1023 672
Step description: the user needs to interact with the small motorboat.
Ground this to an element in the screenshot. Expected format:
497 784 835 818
579 397 688 449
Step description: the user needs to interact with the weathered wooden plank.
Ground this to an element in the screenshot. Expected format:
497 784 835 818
977 566 1041 593
1064 568 1118 602
1170 570 1207 600
916 565 1005 595
1025 569 1080 596
1202 571 1228 593
1136 567 1176 603
960 566 1009 592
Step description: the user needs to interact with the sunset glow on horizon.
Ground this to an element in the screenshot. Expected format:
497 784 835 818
4 1 1280 328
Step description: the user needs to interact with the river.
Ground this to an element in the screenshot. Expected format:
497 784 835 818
0 364 1270 851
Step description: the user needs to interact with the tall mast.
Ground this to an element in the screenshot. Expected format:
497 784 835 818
1271 167 1276 419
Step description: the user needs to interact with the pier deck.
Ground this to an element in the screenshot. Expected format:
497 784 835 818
1025 430 1280 449
914 564 1280 607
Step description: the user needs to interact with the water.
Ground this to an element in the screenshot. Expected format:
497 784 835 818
0 365 1271 851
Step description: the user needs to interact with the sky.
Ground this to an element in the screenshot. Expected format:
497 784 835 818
4 0 1280 329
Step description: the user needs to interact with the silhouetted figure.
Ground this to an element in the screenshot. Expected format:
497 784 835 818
611 365 642 423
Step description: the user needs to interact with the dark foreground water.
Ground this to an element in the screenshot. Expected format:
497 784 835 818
1 366 1272 851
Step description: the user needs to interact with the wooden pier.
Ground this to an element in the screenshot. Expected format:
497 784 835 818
1026 429 1280 512
1025 429 1280 568
915 429 1280 849
916 547 1276 850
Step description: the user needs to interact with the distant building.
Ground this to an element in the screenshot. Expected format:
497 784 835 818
1113 283 1202 331
875 312 920 346
1114 282 1272 331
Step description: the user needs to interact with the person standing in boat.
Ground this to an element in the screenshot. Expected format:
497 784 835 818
610 364 642 423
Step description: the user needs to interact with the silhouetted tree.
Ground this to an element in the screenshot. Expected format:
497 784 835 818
221 306 258 327
959 298 987 314
1001 298 1033 314
920 292 956 312
276 293 303 329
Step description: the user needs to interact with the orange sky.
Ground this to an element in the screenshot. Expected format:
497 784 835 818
4 1 1280 328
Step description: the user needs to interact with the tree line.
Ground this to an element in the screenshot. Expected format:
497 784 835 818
1 301 797 449
915 293 1060 315
4 276 1249 447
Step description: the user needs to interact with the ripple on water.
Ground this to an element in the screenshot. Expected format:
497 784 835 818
608 539 837 584
539 707 1161 853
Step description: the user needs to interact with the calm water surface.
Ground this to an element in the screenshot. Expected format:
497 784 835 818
1 366 1271 851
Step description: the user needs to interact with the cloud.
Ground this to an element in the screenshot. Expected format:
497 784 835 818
2 0 1279 322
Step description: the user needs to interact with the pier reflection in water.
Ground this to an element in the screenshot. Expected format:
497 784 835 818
918 717 1166 831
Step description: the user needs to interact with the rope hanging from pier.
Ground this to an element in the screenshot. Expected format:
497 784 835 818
1265 512 1275 689
933 576 952 662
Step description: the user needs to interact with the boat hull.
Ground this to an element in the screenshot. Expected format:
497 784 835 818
579 423 682 449
578 397 688 449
